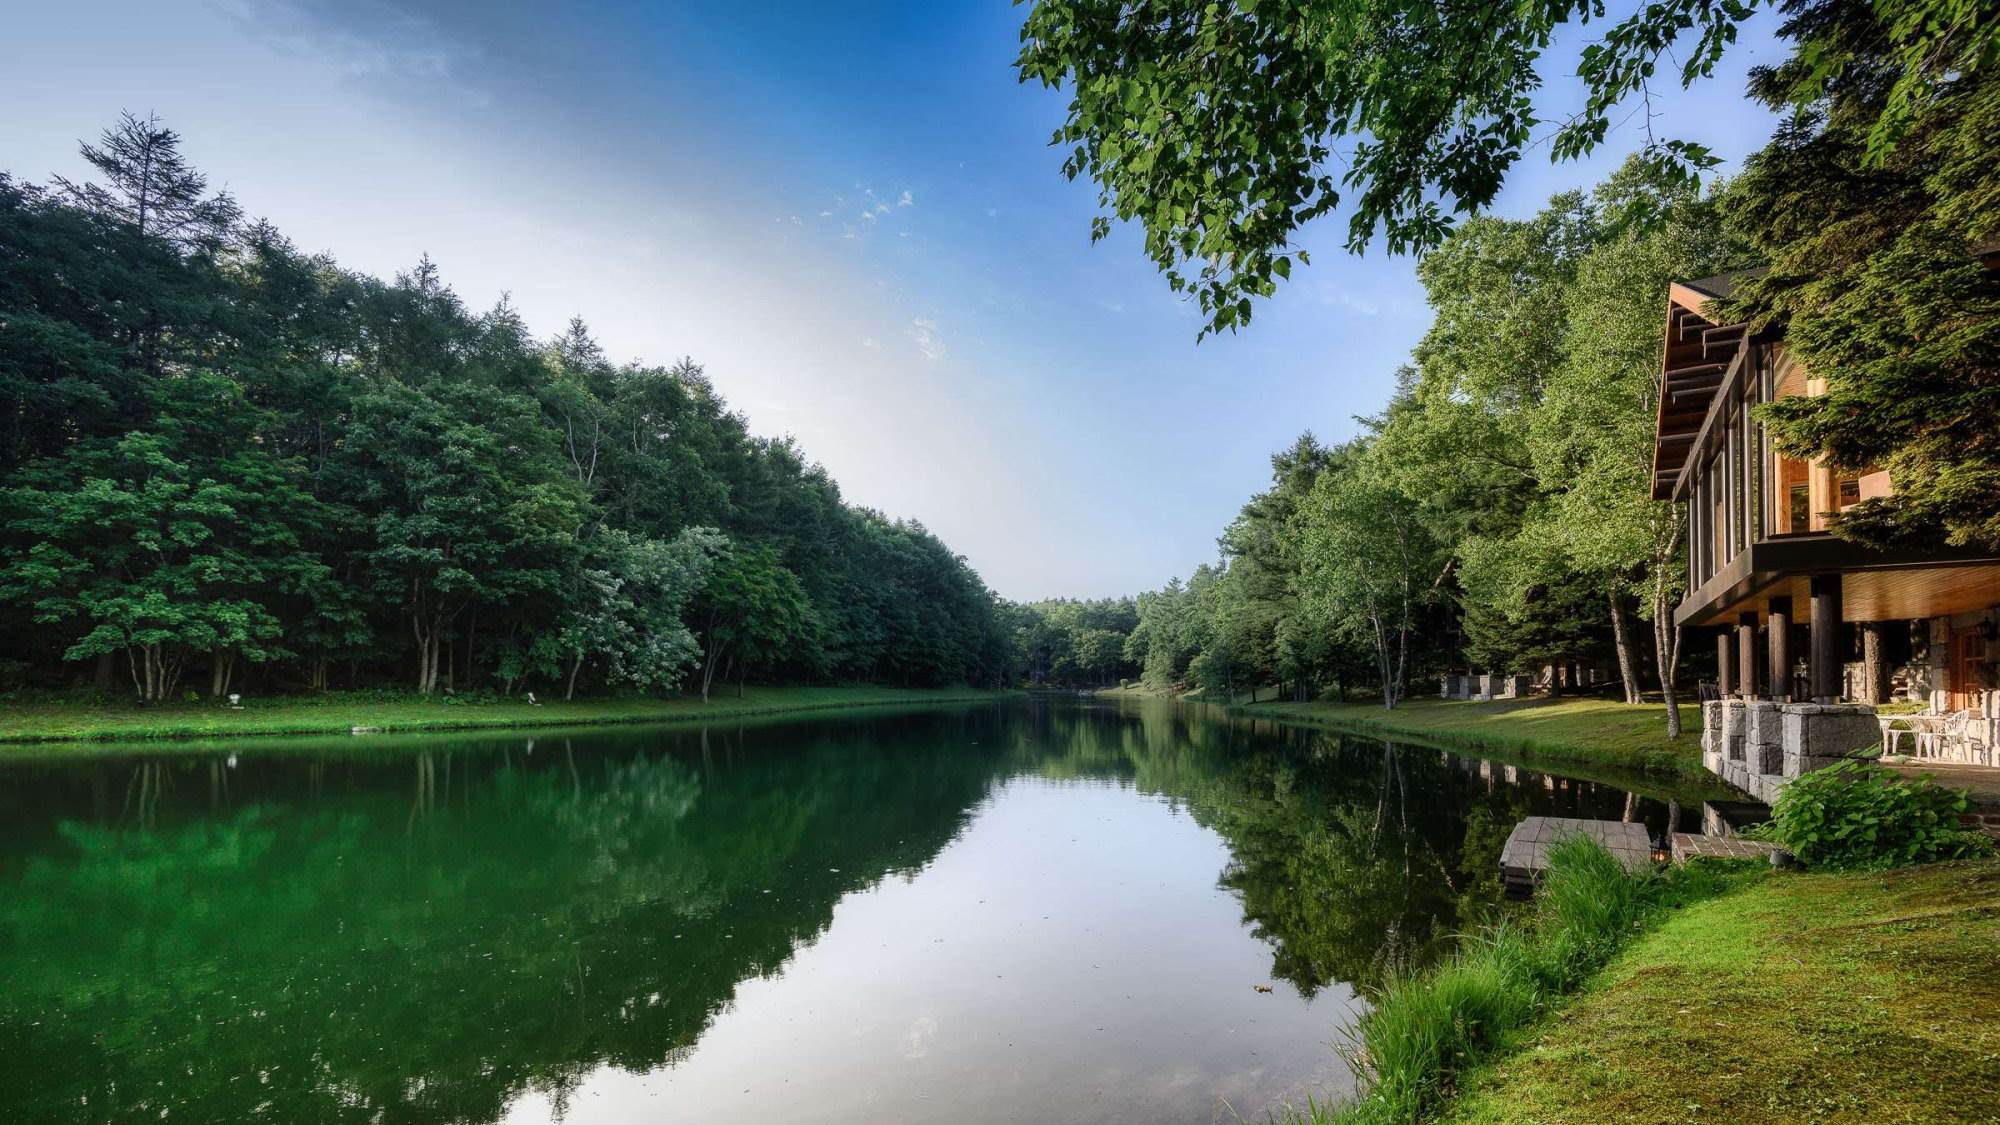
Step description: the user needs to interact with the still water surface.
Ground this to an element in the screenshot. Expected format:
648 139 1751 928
0 698 1701 1124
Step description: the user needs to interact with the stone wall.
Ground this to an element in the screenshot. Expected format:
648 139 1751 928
1700 698 1881 804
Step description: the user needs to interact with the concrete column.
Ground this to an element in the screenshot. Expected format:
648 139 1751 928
1717 628 1735 697
1737 612 1759 699
1768 596 1793 702
1810 573 1843 703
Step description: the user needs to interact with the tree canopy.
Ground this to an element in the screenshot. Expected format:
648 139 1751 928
1017 0 2000 336
0 118 1016 700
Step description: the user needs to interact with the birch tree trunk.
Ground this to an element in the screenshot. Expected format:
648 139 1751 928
1609 591 1643 704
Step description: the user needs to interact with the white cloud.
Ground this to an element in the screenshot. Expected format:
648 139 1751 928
896 189 913 207
909 318 945 362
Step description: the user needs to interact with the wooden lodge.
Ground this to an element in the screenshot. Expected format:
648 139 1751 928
1653 270 2000 796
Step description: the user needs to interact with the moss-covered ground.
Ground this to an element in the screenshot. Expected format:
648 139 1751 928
1448 858 2000 1124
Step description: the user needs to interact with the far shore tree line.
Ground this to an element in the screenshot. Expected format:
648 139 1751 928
1012 0 1999 735
0 117 1017 703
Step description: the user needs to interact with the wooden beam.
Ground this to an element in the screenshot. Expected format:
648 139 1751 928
1671 343 1752 502
1665 361 1728 379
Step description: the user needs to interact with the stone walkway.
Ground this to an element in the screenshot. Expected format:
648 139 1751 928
1880 760 2000 804
1670 832 1786 864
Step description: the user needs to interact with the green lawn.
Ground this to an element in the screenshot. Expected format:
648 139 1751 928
1448 858 2000 1124
0 685 1016 746
1237 696 1709 784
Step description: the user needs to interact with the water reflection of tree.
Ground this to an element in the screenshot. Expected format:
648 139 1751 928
0 702 1680 1123
0 710 1011 1125
1022 702 1664 994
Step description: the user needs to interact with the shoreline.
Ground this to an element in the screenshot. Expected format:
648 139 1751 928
1106 688 1722 790
0 686 1021 749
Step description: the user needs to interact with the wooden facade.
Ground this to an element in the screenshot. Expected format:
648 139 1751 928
1654 272 2000 707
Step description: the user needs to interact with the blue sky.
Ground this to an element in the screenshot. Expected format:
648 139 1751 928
1 1 1786 600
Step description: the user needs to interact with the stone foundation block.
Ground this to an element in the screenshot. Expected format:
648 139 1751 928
1747 772 1788 805
1720 700 1747 763
1744 701 1784 774
1779 703 1878 774
1723 761 1751 792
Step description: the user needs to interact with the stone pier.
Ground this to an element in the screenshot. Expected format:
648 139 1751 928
1700 699 1880 803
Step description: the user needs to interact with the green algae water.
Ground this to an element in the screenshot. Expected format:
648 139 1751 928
0 698 1701 1124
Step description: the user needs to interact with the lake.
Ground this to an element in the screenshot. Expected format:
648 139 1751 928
0 697 1705 1124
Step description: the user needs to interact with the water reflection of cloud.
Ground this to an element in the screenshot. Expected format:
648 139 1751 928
901 1014 940 1059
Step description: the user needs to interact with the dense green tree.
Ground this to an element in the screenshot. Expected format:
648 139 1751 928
344 379 586 695
1726 4 2000 551
545 527 727 700
0 374 324 699
690 546 814 701
1013 597 1141 686
1290 447 1447 708
1017 0 1998 335
0 116 1015 700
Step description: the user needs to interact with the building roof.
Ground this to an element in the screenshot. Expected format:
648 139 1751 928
1650 273 1757 500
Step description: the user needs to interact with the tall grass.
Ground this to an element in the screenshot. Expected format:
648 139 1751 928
1288 835 1749 1125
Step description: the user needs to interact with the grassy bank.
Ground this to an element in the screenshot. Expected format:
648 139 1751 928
1295 837 1759 1125
1448 857 2000 1123
0 685 1017 746
1235 696 1707 784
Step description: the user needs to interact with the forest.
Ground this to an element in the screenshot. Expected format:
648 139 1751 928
0 117 1016 702
1015 52 1998 725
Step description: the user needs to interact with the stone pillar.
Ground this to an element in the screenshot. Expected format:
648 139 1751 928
1717 628 1735 697
1810 574 1843 703
1767 596 1793 702
1700 699 1723 773
1737 612 1759 699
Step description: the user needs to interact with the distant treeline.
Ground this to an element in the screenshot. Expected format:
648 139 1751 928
0 115 1014 701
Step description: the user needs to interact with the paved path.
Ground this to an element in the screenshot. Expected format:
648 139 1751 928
1670 833 1785 864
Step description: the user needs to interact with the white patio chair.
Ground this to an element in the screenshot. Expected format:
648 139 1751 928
1915 709 1974 763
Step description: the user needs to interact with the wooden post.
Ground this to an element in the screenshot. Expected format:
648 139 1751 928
1717 628 1735 697
1768 596 1793 702
1810 574 1843 703
1737 612 1759 699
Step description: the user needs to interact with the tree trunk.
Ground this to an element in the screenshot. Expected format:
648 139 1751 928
1653 610 1683 739
566 655 583 702
1860 623 1887 704
1609 591 1643 705
464 609 478 691
209 648 235 700
699 643 723 703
